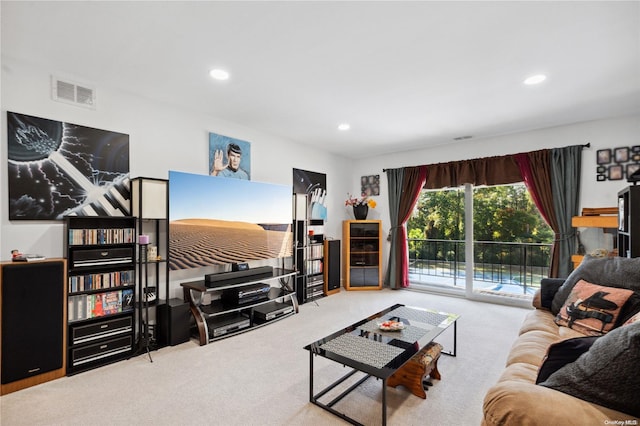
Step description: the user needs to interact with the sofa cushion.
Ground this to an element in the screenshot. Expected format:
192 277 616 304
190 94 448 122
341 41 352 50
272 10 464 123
535 336 599 384
551 255 640 315
539 321 640 417
554 279 633 335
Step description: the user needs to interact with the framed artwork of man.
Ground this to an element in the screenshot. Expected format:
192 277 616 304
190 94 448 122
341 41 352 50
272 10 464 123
209 132 251 180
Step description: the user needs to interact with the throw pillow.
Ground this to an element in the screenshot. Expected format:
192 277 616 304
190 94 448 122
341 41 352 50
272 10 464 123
624 311 640 325
535 336 599 384
539 321 640 417
555 279 633 335
551 255 640 315
616 291 640 326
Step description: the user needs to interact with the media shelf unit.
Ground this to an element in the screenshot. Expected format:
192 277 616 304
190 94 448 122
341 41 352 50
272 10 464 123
180 267 298 345
131 177 170 354
293 193 325 304
342 220 383 290
618 185 640 258
64 216 136 375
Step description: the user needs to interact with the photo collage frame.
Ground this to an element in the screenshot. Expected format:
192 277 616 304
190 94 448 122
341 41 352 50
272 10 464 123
596 146 640 182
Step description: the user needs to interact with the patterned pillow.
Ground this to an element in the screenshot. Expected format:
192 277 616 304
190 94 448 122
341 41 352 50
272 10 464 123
551 255 640 315
555 279 634 335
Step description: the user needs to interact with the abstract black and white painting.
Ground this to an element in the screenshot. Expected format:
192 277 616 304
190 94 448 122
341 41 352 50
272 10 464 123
293 168 327 220
7 112 130 220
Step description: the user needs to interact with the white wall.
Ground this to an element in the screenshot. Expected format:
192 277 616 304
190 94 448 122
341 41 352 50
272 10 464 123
351 114 640 268
0 59 351 293
3 57 638 294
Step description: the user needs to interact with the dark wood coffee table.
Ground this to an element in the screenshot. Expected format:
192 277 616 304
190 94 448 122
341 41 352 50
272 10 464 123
304 303 459 425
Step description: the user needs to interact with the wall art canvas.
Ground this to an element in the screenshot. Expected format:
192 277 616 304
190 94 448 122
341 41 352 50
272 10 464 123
7 112 130 220
293 168 327 220
168 170 292 270
209 132 251 180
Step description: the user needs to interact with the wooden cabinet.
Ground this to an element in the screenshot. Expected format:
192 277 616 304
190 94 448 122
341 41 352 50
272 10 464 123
64 216 136 374
342 220 382 290
571 209 618 269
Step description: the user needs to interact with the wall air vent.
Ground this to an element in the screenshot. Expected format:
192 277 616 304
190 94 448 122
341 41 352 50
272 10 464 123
51 76 96 109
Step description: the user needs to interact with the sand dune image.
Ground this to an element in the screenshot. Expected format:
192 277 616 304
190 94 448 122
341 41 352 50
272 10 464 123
169 219 292 270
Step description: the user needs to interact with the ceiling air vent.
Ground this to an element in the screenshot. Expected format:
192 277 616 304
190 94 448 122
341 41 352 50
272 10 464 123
51 76 96 109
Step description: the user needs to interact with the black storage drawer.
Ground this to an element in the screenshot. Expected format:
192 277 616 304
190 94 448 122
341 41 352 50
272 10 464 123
70 316 133 345
70 335 133 367
70 247 134 268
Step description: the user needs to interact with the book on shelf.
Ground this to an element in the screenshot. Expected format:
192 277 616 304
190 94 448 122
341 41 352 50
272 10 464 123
12 254 46 262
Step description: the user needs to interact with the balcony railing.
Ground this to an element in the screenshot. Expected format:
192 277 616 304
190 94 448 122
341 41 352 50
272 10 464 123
408 238 552 295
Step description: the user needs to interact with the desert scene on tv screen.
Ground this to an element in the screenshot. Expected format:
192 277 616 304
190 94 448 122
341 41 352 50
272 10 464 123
168 171 293 270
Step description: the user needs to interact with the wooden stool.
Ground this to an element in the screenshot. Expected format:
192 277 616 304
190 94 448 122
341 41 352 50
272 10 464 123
387 341 443 399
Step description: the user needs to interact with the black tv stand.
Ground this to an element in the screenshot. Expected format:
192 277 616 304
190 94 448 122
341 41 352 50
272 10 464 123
181 267 298 345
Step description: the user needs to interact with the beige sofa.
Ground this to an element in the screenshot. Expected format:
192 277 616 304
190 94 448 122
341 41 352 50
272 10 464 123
482 256 640 425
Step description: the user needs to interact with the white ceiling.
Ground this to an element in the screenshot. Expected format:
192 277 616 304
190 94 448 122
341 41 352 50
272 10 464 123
2 1 639 159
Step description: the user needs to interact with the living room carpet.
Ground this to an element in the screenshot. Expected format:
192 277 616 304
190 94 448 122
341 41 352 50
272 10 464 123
0 288 530 426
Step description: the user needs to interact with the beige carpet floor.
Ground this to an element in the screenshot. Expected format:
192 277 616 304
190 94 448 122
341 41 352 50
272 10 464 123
0 288 530 426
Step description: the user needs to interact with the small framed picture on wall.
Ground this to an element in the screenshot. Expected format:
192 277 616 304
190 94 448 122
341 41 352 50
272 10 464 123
608 165 623 180
627 164 640 179
597 149 611 165
614 147 629 163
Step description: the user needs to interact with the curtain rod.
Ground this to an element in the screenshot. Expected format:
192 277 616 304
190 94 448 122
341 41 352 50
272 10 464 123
382 142 591 172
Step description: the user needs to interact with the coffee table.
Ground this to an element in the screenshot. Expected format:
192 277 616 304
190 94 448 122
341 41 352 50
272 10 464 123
304 303 459 426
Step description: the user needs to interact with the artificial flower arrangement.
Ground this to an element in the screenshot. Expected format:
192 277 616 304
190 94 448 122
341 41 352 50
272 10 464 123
345 193 377 209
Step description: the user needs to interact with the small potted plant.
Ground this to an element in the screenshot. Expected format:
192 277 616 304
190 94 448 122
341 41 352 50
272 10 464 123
345 193 376 220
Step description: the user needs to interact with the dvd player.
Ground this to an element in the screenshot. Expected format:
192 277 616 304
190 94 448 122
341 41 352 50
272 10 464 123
208 313 250 338
221 283 271 306
253 301 294 322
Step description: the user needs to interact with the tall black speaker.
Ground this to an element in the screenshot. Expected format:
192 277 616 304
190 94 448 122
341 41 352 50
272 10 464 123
324 239 341 295
1 260 66 395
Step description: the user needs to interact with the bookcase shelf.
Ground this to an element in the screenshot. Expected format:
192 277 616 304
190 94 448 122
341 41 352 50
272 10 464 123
293 193 326 304
131 177 170 353
618 185 640 258
64 216 136 375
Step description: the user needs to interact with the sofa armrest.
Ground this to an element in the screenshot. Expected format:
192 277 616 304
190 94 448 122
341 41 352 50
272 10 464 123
536 278 565 310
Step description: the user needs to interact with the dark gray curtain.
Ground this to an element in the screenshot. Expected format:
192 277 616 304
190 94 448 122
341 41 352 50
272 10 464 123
551 145 582 278
384 168 404 289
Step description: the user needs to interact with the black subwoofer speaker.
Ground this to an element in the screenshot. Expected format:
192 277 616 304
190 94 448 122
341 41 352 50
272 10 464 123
324 239 341 294
157 298 191 346
1 261 65 385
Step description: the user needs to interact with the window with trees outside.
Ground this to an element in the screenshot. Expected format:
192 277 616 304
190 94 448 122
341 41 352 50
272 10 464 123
407 183 553 300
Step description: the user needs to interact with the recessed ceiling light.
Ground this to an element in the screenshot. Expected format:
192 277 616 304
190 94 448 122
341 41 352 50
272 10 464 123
338 123 351 131
209 69 230 81
523 74 546 85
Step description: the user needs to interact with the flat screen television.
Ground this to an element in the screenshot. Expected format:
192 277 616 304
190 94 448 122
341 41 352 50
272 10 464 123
168 170 293 270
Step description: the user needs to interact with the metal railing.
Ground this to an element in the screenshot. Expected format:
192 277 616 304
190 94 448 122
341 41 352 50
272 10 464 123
407 238 552 294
